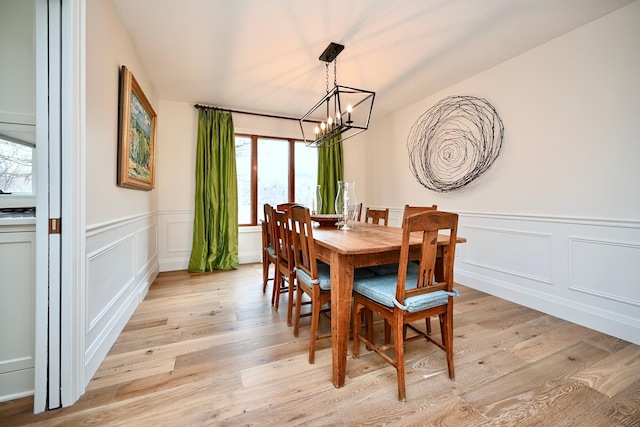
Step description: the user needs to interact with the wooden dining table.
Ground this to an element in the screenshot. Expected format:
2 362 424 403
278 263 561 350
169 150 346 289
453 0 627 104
311 221 466 388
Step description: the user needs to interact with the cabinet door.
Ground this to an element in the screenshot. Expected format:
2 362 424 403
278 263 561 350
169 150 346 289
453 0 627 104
0 231 35 401
0 0 36 126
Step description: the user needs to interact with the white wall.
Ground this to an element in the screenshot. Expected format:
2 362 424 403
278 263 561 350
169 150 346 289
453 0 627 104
366 2 640 344
83 0 159 385
366 3 640 218
86 0 158 224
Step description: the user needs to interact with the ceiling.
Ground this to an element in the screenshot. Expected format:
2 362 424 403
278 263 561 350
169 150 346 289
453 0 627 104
111 0 634 121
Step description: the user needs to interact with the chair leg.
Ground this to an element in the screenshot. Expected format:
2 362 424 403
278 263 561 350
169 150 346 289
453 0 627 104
442 311 455 380
352 302 362 358
272 272 281 310
394 315 406 402
286 275 295 327
365 308 374 345
293 285 304 337
308 287 320 364
426 316 432 334
262 259 270 293
384 320 391 345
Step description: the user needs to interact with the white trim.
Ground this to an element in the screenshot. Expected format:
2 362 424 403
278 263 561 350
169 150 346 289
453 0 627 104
461 225 553 285
64 0 86 407
86 211 158 236
457 211 640 229
47 0 62 409
568 236 640 307
33 0 49 414
387 208 640 229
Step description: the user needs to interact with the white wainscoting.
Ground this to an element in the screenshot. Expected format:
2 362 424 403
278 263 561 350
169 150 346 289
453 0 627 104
158 211 262 272
451 212 640 346
83 212 159 385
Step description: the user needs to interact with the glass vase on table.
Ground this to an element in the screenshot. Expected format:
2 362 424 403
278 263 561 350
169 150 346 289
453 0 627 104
311 184 322 215
334 181 357 230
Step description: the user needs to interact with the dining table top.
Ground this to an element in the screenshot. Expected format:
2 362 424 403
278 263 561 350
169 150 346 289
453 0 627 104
312 221 466 255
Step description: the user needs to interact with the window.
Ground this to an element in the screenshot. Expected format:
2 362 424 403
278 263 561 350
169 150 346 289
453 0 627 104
0 136 35 207
236 134 317 226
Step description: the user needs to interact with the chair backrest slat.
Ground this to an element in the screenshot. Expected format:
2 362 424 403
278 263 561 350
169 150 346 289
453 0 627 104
276 202 303 213
364 207 390 226
263 204 276 252
289 205 317 280
273 209 293 267
402 204 437 221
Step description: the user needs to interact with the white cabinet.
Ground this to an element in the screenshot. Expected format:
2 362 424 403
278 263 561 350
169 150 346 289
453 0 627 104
0 0 36 150
0 224 35 402
0 0 36 128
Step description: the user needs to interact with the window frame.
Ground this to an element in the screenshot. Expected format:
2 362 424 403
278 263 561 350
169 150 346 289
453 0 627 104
237 133 311 226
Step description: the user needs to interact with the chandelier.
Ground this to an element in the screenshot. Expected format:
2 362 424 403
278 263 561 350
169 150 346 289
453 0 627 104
300 42 375 148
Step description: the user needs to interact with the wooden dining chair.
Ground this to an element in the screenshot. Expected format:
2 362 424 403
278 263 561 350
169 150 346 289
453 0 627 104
352 210 459 402
289 205 376 363
399 204 440 334
364 207 390 226
355 202 363 221
289 205 332 363
262 204 277 295
272 208 297 326
403 204 437 219
276 202 302 212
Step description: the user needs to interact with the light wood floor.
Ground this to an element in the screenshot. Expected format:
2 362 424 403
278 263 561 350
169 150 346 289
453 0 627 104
2 264 640 426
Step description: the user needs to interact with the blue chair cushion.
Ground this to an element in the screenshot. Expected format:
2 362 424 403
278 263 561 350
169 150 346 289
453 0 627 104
353 272 455 313
265 247 275 257
296 262 375 291
366 261 420 276
296 263 332 290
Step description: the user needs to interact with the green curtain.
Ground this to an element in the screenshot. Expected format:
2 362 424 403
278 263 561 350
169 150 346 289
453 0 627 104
317 132 344 214
188 109 239 272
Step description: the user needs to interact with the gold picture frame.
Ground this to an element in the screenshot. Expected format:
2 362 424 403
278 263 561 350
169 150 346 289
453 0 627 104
118 65 157 191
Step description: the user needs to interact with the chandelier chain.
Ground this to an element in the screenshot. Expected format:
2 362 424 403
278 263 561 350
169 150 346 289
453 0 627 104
334 58 338 87
325 62 329 94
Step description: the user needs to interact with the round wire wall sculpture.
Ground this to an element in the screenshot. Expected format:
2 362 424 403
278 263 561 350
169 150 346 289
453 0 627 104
407 95 504 192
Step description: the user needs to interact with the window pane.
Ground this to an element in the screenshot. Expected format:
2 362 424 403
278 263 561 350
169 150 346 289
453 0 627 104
0 138 33 194
235 136 252 224
294 141 318 210
257 138 288 219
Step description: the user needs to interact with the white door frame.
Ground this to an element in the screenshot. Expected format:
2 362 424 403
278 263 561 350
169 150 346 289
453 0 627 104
34 0 85 413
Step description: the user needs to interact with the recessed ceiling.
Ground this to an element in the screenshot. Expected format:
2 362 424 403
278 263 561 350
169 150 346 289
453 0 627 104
111 0 634 120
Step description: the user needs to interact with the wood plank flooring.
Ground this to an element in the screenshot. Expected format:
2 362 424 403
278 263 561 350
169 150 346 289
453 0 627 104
2 264 639 426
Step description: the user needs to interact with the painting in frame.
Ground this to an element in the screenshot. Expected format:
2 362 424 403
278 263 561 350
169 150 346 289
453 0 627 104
118 65 157 191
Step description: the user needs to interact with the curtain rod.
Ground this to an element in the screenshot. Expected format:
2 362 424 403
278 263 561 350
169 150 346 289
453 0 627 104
194 104 300 122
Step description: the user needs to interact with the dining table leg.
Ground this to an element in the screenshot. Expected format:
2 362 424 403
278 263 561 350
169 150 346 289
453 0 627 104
330 251 354 388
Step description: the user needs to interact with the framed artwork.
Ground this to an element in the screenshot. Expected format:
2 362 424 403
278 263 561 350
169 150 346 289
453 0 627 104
118 65 157 190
